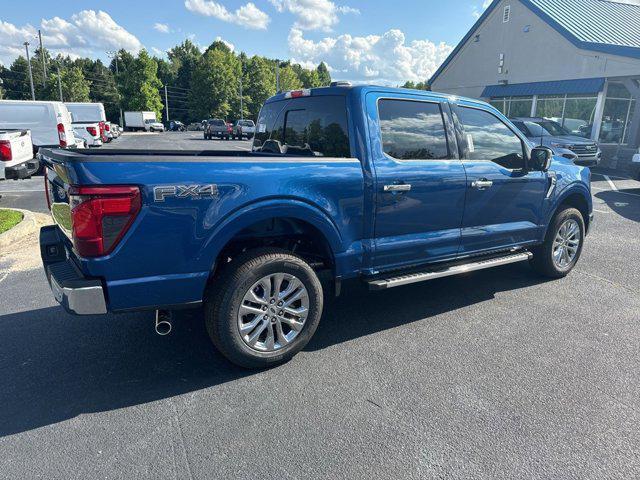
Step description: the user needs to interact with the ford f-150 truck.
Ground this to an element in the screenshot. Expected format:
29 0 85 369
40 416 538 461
39 85 593 368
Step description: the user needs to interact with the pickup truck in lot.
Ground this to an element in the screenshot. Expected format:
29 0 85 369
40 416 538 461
39 85 593 368
0 129 37 179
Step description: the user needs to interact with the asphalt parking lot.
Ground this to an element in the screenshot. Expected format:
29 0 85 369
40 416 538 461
1 133 640 479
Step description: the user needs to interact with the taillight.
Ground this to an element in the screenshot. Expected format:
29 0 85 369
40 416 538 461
86 126 97 137
57 123 67 148
0 140 12 161
69 185 141 258
99 121 106 141
105 123 111 132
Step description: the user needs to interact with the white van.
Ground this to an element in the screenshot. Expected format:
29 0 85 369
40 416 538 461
0 100 77 152
65 102 107 146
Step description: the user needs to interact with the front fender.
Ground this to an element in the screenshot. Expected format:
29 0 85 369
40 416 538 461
542 167 592 237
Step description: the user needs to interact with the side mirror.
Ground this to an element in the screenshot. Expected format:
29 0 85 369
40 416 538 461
529 147 553 172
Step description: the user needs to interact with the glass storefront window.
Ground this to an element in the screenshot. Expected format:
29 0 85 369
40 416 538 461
623 100 636 145
536 95 565 120
599 83 636 145
508 97 533 117
489 99 506 114
563 96 598 138
489 97 532 118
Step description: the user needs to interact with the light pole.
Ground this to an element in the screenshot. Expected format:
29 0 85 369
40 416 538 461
38 29 47 84
24 42 36 101
56 63 63 102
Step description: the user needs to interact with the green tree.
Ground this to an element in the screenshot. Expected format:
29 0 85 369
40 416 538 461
278 64 303 92
189 47 240 120
243 56 276 119
120 50 164 120
316 62 331 86
299 68 321 88
167 40 201 91
4 57 33 100
87 60 120 122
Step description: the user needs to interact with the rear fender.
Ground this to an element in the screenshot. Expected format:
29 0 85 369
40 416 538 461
198 198 344 272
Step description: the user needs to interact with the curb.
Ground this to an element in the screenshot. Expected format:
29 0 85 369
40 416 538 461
0 209 41 250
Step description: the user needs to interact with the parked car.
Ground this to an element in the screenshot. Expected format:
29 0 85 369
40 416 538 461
72 123 102 148
39 85 592 368
124 111 163 132
169 121 186 132
233 120 256 140
204 119 230 140
511 117 602 167
187 122 203 131
0 129 38 179
0 100 78 155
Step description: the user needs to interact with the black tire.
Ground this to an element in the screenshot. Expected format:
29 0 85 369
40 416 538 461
530 206 585 278
205 248 324 369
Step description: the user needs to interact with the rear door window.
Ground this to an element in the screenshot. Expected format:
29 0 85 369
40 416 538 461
253 96 350 157
378 99 449 160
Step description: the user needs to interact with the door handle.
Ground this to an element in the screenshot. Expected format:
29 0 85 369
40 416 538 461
384 184 412 193
471 179 493 190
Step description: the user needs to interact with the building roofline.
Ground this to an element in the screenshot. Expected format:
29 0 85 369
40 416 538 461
430 0 640 86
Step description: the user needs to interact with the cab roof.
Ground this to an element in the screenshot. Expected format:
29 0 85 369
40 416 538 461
264 84 490 109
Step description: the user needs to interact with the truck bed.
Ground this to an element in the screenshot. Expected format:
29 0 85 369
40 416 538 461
38 147 365 312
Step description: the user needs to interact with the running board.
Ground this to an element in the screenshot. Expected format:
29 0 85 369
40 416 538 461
367 251 533 291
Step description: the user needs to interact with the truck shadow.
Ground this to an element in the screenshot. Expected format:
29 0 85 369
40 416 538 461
0 263 548 437
594 190 640 223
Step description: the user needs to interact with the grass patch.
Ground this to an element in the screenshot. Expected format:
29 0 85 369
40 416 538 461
0 209 23 235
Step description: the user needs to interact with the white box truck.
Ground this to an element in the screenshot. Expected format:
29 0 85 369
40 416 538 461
124 111 164 132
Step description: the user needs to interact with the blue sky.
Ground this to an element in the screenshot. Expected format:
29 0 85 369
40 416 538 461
0 0 492 84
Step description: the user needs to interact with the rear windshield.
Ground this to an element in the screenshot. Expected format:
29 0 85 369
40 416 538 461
209 119 225 126
253 96 350 157
67 104 105 123
239 120 254 126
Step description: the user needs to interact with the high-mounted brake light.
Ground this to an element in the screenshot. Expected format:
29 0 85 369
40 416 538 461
0 140 12 161
86 126 98 137
285 89 311 99
57 123 67 148
69 185 141 258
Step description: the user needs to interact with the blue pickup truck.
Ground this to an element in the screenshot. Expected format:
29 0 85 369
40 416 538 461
39 85 593 368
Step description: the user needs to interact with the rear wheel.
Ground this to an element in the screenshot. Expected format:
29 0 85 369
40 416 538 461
205 248 324 369
530 207 585 278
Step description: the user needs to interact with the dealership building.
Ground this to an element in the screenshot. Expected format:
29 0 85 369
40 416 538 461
430 0 640 172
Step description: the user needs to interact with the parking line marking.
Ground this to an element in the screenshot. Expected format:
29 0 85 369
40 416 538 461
592 209 610 214
0 190 43 193
603 175 618 191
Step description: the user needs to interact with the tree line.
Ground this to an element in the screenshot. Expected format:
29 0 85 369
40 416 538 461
0 39 333 125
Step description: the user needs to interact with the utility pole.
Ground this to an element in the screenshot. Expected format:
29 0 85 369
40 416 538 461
164 85 169 122
38 30 47 83
239 77 244 120
107 51 124 126
24 42 35 101
56 63 63 102
275 60 280 93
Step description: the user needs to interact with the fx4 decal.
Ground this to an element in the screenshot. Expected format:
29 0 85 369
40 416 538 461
154 184 219 202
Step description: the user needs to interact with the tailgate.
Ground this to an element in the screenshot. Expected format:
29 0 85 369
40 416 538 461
2 130 33 165
41 150 73 240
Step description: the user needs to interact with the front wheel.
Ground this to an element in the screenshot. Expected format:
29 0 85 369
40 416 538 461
205 248 324 369
530 207 585 278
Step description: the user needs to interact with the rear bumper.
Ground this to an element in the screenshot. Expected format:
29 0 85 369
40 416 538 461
40 225 107 315
5 158 39 179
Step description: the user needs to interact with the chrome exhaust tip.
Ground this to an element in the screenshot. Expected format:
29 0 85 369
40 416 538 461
155 310 173 336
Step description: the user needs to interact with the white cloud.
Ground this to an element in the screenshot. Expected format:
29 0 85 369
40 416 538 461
288 28 453 84
151 47 167 57
0 10 142 65
154 22 170 33
215 36 235 51
184 0 270 30
472 0 494 19
269 0 359 31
